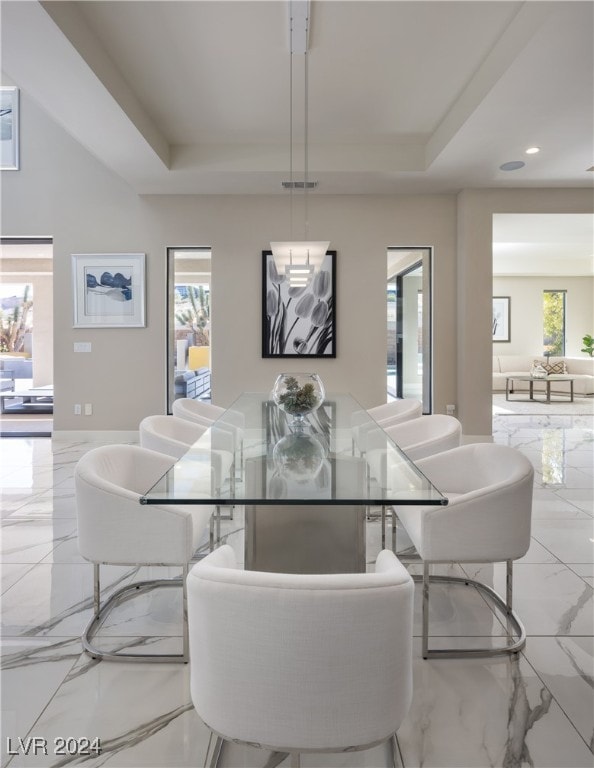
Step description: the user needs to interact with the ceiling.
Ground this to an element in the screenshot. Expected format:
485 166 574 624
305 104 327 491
1 0 593 196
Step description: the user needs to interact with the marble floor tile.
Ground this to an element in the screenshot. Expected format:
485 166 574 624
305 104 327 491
531 518 594 563
0 520 77 564
1 410 593 768
522 636 594 752
1 564 35 595
463 562 593 636
567 562 594 585
531 496 591 520
2 489 77 520
554 489 594 516
4 645 211 768
0 490 46 518
397 640 594 768
1 562 136 638
1 638 82 768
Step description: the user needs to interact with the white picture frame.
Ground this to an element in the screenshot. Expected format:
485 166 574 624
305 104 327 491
492 296 511 343
72 253 146 328
1 86 19 171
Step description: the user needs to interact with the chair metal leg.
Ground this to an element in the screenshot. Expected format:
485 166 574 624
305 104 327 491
415 559 526 659
389 733 402 768
82 563 190 663
422 562 430 660
93 563 101 614
205 734 224 768
391 507 397 554
181 563 189 661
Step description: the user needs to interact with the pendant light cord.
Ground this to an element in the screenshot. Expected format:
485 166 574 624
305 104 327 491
304 26 309 243
289 20 294 248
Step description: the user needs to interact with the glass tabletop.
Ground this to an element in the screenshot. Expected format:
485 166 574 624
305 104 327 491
140 392 447 507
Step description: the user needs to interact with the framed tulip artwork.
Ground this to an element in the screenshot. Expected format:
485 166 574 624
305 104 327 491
262 250 336 358
72 253 146 328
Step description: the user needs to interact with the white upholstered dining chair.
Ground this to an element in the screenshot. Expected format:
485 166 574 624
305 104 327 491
75 444 214 662
393 443 534 659
352 398 423 455
187 545 414 767
139 413 235 532
139 413 208 459
367 397 423 426
172 397 245 478
365 414 462 547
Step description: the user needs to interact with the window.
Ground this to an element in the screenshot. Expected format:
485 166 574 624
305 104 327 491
543 290 566 356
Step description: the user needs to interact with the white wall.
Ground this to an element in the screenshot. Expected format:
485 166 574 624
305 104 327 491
493 276 594 357
2 90 593 438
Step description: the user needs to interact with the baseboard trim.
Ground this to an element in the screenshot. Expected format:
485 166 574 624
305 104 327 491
52 430 138 443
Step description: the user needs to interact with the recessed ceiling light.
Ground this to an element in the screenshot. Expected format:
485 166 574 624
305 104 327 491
525 147 540 154
499 161 525 171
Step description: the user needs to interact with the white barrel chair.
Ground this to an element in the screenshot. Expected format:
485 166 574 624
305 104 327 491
368 398 423 426
382 414 462 460
140 413 235 531
366 414 462 464
187 545 414 767
352 398 423 455
172 398 245 478
75 444 214 663
366 414 462 547
393 443 534 660
139 413 208 459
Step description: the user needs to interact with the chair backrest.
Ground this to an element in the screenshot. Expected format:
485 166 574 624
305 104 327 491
173 398 222 422
407 443 534 562
139 414 207 459
75 444 199 565
368 398 422 426
384 414 462 460
172 398 216 427
187 545 414 752
173 399 244 449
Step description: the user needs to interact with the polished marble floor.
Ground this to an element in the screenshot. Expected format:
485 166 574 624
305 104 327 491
1 413 593 768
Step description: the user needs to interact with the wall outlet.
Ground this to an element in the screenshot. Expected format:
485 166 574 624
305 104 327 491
84 403 93 416
74 342 92 353
446 404 456 415
74 404 82 415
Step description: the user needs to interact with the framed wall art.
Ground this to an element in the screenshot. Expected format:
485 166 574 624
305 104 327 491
1 86 19 171
492 296 510 342
262 250 336 358
72 253 146 328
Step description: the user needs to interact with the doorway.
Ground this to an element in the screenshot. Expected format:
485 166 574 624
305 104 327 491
387 247 432 413
0 237 53 437
166 247 212 413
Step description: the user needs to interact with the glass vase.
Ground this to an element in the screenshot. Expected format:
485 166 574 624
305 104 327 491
272 373 325 428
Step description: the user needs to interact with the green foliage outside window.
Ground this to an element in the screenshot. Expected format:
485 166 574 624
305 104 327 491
543 291 565 356
0 285 32 354
175 285 210 346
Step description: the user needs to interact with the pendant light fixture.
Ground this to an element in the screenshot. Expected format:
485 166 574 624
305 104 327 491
271 0 329 288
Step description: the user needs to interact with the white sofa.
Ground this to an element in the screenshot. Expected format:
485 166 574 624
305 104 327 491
493 355 594 396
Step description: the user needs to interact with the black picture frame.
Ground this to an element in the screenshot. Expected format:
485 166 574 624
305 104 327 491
262 250 336 358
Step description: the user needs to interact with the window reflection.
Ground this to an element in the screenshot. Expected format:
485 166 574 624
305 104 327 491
541 429 565 486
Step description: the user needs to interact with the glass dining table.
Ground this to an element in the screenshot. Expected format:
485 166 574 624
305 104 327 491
140 392 447 573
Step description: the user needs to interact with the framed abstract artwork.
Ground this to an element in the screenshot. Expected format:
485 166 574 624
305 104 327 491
72 253 146 328
492 296 510 342
0 87 19 171
262 250 336 358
